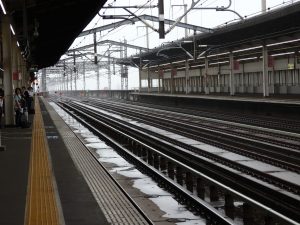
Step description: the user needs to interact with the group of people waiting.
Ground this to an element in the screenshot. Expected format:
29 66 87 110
14 86 34 127
0 86 35 128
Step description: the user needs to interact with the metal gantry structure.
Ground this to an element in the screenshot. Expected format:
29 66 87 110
43 0 248 92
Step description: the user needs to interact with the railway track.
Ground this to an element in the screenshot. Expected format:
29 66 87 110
74 97 300 173
55 98 300 225
126 99 300 134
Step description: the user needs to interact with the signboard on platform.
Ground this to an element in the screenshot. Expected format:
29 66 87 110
171 68 177 77
233 60 239 70
268 55 274 67
158 69 164 77
12 71 19 80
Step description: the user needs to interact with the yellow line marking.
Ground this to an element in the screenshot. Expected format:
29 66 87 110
24 98 60 225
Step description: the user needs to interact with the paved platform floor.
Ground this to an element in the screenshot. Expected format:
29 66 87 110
0 99 110 225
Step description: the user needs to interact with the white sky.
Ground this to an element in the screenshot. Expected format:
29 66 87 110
47 0 297 91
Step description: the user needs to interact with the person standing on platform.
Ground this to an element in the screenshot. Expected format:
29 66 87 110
28 86 34 114
14 88 23 127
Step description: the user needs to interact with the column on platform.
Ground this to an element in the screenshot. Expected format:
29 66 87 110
204 57 209 94
1 15 14 125
138 66 142 92
158 66 161 93
147 67 150 93
17 45 23 87
241 63 245 93
229 52 235 96
11 36 19 89
262 45 269 97
185 59 189 94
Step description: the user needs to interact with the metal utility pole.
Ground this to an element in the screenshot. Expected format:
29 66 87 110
70 69 73 91
73 51 76 91
63 61 66 91
121 39 129 90
137 26 150 49
96 64 100 90
73 61 78 91
83 61 86 91
172 4 188 38
184 4 188 37
113 59 116 75
66 66 69 91
93 32 98 64
120 45 124 90
108 55 111 90
145 26 150 49
139 50 142 92
158 0 165 38
261 0 266 13
57 73 60 91
124 39 128 90
60 73 63 91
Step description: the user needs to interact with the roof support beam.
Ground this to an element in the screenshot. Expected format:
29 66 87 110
78 14 212 37
68 40 148 53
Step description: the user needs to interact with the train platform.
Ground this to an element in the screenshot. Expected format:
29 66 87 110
130 92 300 119
0 97 151 225
131 92 300 105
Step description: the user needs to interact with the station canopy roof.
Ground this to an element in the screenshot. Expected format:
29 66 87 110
127 1 300 68
2 0 107 69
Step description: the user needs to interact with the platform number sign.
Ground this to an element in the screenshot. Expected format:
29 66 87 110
158 69 164 77
171 68 177 77
268 55 274 67
233 60 240 70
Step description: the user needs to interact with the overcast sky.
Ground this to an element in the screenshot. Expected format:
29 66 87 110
48 0 298 91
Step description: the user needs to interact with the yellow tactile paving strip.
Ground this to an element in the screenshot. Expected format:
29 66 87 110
24 98 60 225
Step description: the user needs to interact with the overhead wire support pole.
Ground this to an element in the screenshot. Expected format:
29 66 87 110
120 44 124 90
96 63 100 90
172 4 188 38
63 60 66 90
108 54 111 90
137 26 150 49
73 50 77 91
124 39 128 90
158 0 165 39
93 32 98 64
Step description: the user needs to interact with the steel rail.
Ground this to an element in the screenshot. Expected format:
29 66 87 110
88 98 300 151
60 101 300 224
57 102 234 225
81 99 300 173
